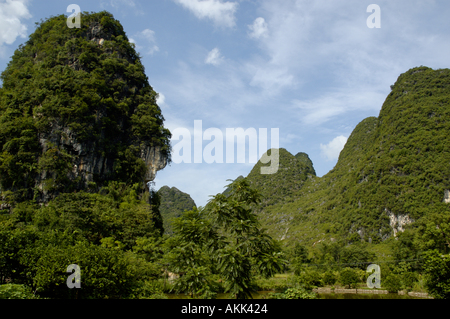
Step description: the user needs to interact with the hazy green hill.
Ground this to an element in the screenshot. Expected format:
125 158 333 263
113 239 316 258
157 186 196 235
261 67 450 247
220 149 315 240
246 148 316 207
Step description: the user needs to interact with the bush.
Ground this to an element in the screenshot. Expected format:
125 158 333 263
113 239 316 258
0 284 37 299
253 276 290 292
339 268 360 289
131 280 168 299
322 270 337 286
400 272 419 291
383 273 402 293
423 250 450 299
267 287 317 299
296 268 322 290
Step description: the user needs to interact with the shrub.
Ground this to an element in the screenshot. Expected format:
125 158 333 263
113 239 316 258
297 268 322 290
339 268 360 289
322 270 337 286
267 287 317 299
0 284 37 299
383 273 402 293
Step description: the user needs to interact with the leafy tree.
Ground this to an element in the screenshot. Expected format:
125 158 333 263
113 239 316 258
339 268 360 289
422 250 450 299
340 243 376 270
207 178 285 299
163 208 218 299
383 273 402 293
322 270 337 286
296 268 323 290
415 211 450 254
289 243 310 274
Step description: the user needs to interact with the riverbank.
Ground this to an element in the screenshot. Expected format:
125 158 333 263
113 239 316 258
312 288 433 299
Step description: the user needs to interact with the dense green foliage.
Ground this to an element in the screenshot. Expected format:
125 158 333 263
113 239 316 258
0 11 171 203
157 186 197 235
161 179 285 299
0 182 166 299
207 178 286 298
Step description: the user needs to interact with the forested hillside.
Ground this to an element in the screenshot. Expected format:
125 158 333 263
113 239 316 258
256 67 450 247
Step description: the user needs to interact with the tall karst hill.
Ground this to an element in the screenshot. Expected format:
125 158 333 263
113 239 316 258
261 66 450 247
0 11 171 204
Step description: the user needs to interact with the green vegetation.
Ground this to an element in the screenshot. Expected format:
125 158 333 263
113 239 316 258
0 9 449 300
163 179 285 299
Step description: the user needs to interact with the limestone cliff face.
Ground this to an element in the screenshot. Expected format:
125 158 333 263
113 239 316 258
36 124 168 201
0 12 171 203
386 208 414 238
141 145 169 183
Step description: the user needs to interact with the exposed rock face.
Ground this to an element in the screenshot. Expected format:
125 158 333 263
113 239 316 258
141 145 168 183
444 190 450 204
386 208 414 237
36 123 168 201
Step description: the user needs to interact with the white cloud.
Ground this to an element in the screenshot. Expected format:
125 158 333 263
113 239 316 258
320 136 348 161
130 29 159 56
0 0 31 54
248 17 268 39
292 89 384 126
173 0 238 28
205 48 223 66
108 0 136 8
156 92 166 107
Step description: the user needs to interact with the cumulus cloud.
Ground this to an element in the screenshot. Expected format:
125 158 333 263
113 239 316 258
248 17 268 39
129 29 159 55
320 136 348 161
0 0 31 53
205 48 223 66
173 0 238 28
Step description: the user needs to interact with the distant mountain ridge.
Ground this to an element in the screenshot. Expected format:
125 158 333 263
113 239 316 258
161 66 450 248
157 186 196 235
254 66 450 247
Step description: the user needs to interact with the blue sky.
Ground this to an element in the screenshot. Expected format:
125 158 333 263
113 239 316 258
1 0 450 207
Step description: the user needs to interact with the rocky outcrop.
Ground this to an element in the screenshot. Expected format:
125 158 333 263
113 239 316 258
141 145 168 183
386 208 414 237
35 123 168 201
444 190 450 204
